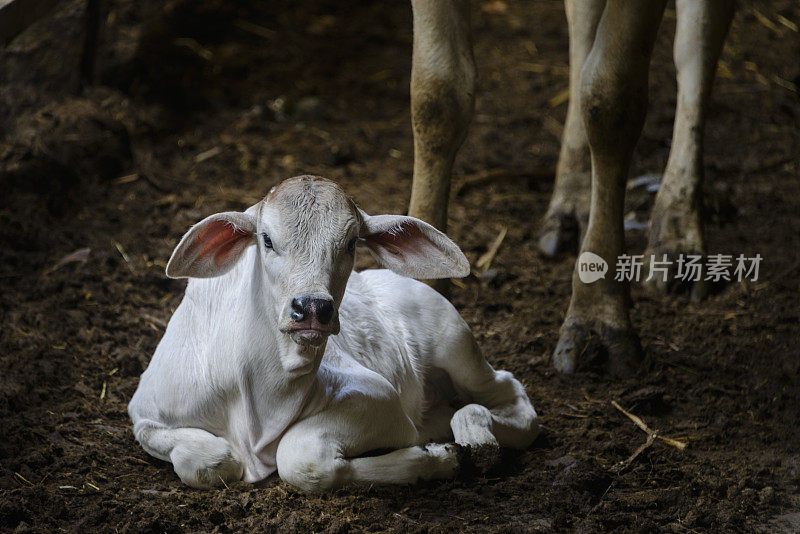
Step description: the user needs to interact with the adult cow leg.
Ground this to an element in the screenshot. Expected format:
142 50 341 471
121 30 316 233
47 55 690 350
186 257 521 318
408 0 475 232
539 0 605 257
644 0 734 298
553 1 666 376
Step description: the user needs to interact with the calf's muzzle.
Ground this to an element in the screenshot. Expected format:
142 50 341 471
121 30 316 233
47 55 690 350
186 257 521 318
290 296 335 325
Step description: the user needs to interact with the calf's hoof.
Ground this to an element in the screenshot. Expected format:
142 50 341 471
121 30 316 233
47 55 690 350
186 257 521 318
451 443 501 476
422 443 462 480
552 321 642 378
466 443 502 474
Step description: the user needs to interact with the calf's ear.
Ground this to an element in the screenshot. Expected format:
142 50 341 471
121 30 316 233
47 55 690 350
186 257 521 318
166 211 256 279
359 212 470 279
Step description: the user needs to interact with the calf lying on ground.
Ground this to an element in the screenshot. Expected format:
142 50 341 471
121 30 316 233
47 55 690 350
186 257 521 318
128 175 538 491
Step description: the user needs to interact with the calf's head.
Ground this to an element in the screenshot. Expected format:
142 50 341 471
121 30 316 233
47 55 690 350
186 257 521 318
165 176 469 355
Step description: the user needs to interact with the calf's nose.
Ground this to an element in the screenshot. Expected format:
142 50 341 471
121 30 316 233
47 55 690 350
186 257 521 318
290 296 335 325
313 298 334 325
290 297 309 322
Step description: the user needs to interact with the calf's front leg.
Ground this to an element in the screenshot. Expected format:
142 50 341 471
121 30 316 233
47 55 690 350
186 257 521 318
133 420 244 489
553 1 666 376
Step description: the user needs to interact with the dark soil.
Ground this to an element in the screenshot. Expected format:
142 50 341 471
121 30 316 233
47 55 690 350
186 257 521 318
2 0 799 531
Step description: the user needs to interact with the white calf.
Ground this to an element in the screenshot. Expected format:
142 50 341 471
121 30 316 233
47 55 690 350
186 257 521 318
128 175 538 492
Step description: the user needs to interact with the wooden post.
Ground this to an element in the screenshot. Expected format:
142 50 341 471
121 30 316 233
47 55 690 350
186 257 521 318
79 0 100 88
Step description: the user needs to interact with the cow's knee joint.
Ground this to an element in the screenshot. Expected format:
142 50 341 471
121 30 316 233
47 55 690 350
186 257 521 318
277 441 348 493
580 68 648 154
170 439 243 489
451 404 498 447
412 77 474 155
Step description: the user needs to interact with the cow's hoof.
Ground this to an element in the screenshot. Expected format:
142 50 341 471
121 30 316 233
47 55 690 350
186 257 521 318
538 210 584 258
642 247 709 301
552 321 642 378
645 199 709 300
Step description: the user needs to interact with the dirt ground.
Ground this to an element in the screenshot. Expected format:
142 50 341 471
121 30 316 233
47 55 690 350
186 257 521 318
1 0 799 531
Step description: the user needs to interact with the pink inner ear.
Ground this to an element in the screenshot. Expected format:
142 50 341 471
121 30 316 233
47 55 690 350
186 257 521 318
196 220 252 266
364 221 426 257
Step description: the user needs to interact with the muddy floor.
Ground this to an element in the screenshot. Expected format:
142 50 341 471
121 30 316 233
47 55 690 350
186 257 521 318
1 0 799 531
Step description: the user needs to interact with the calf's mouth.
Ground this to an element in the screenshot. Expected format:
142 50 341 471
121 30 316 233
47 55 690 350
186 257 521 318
283 318 334 347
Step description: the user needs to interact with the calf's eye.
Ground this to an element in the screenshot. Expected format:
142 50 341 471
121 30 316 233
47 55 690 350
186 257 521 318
347 237 357 254
262 233 273 250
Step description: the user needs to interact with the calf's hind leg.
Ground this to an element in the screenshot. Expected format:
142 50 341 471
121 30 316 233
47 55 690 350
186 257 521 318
432 330 539 457
552 1 666 377
276 395 461 493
